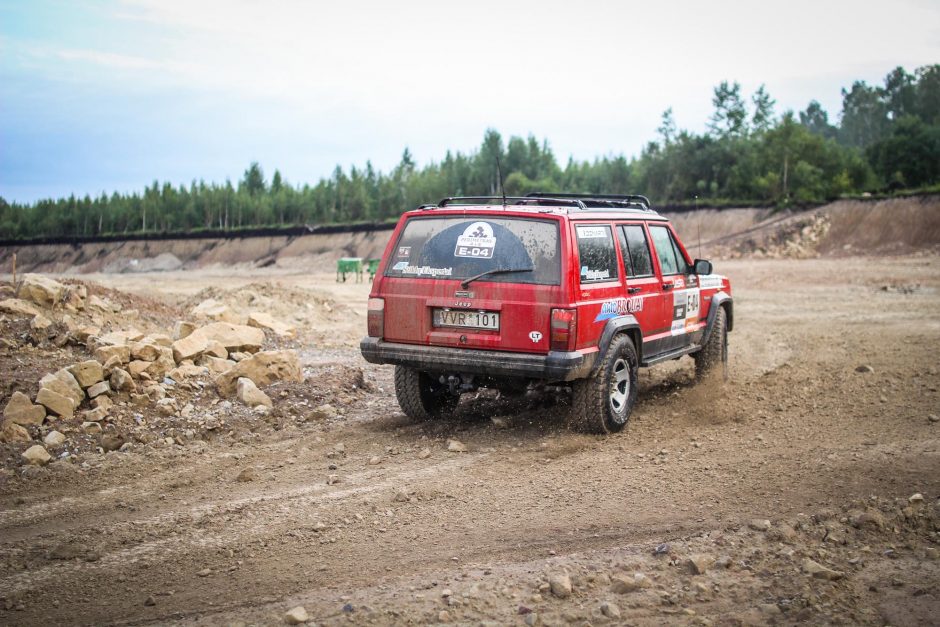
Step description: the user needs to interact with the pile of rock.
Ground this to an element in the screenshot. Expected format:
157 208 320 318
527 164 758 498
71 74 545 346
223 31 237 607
1 274 305 463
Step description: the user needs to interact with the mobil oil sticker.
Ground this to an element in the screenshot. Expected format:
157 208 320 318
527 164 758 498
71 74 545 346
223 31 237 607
670 288 701 335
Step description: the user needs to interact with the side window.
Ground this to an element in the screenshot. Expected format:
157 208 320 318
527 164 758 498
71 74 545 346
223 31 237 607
669 234 691 274
617 224 654 278
649 225 680 276
576 224 618 283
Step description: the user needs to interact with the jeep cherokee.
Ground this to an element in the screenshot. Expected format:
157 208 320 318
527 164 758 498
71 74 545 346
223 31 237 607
360 193 733 433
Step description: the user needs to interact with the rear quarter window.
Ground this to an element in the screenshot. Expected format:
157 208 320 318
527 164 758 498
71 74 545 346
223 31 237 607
576 224 618 283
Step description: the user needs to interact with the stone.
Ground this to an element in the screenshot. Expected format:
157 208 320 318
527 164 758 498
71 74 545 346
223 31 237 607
0 298 42 317
548 572 572 598
144 347 176 379
236 467 258 482
418 448 432 459
205 340 228 359
86 381 111 398
369 456 382 465
214 350 302 396
150 334 173 347
767 523 797 544
168 363 209 381
236 377 273 408
309 404 337 420
19 274 66 308
173 321 196 340
447 439 467 453
68 360 104 388
438 610 451 623
326 474 339 485
600 602 621 619
110 368 136 393
96 329 142 345
44 430 66 446
247 312 296 337
686 554 715 575
0 421 31 443
611 573 651 594
199 355 236 374
82 406 108 422
131 341 162 362
21 444 51 465
39 369 84 408
284 605 308 624
94 344 131 365
82 421 103 434
191 299 240 323
855 365 874 374
173 322 264 363
929 414 939 423
36 388 76 419
92 395 113 411
850 508 886 530
393 488 409 502
30 314 53 330
748 519 772 532
909 493 924 504
127 360 152 378
802 558 844 580
3 391 47 426
101 434 125 452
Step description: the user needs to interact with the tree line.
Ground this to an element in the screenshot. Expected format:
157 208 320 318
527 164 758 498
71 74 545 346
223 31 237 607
1 64 937 239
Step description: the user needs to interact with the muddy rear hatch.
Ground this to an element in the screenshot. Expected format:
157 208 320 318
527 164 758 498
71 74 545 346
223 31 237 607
379 214 565 354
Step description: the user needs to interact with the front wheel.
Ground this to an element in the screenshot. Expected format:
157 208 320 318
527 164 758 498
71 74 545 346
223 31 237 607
694 306 728 381
394 366 460 421
569 334 638 434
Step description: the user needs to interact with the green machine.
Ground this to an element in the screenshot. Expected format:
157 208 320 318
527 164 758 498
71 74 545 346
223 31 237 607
336 257 364 282
367 258 381 281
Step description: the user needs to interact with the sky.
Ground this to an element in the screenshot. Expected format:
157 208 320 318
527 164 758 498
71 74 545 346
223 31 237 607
1 0 938 204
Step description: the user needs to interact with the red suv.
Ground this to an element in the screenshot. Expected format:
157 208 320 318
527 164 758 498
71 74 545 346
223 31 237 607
360 193 733 433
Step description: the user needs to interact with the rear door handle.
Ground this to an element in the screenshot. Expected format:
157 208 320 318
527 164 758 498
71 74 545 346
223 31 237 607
627 287 641 294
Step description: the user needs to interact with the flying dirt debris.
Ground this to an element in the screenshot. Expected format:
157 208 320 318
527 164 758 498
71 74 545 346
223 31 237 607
0 195 938 625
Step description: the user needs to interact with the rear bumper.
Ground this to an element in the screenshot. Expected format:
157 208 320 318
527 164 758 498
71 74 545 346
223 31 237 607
359 337 594 381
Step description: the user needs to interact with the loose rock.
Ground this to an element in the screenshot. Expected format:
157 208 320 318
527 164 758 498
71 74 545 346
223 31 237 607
68 360 104 388
3 391 46 426
548 572 572 598
748 519 772 532
600 601 621 619
686 554 715 575
44 430 66 446
236 377 273 408
447 439 467 453
284 605 309 624
0 421 31 443
214 350 302 396
21 444 52 465
802 558 844 580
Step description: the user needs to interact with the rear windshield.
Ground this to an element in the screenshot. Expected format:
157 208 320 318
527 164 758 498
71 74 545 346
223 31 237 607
385 216 560 285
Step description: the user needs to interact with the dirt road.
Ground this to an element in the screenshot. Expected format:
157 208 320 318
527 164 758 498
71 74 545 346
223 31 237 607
1 256 939 625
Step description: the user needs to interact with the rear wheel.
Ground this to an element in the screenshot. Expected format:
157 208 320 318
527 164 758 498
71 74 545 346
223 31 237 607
394 366 460 420
694 306 728 381
569 334 638 434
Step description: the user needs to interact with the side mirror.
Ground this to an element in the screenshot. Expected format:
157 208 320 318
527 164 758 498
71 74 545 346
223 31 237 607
693 259 713 275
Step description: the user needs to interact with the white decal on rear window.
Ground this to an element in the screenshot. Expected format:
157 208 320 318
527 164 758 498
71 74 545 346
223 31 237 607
400 265 453 277
454 222 497 258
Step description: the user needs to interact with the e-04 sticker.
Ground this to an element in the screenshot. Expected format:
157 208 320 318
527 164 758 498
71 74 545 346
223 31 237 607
455 222 497 258
594 296 644 322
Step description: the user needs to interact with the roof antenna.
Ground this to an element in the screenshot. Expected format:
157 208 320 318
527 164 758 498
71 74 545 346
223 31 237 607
495 154 506 207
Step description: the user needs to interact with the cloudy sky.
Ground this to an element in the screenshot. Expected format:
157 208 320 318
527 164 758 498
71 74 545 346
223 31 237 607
1 0 938 203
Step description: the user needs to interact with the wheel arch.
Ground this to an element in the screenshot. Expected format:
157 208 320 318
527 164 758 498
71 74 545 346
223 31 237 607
701 293 733 347
594 316 643 374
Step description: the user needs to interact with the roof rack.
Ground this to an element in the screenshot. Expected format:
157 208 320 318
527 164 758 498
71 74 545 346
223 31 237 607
525 192 651 210
436 196 587 209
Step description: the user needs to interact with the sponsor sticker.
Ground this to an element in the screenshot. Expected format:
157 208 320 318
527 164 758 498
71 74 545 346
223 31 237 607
670 288 701 335
399 265 453 277
529 331 543 342
392 261 409 271
581 268 611 281
455 222 497 258
699 274 723 289
397 246 411 258
576 225 608 239
594 296 644 322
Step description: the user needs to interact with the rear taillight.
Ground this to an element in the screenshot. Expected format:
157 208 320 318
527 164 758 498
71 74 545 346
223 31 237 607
367 297 384 337
550 308 577 352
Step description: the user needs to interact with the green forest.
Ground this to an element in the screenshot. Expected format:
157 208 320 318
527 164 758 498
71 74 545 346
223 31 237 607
1 64 938 240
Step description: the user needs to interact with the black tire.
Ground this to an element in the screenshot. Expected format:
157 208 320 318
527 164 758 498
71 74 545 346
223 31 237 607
394 366 459 421
569 334 638 434
694 306 728 381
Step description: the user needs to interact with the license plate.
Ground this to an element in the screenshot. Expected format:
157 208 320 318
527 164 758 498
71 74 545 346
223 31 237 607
433 308 500 330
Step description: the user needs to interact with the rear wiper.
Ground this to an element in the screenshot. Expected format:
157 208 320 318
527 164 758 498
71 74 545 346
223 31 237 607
460 266 534 288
